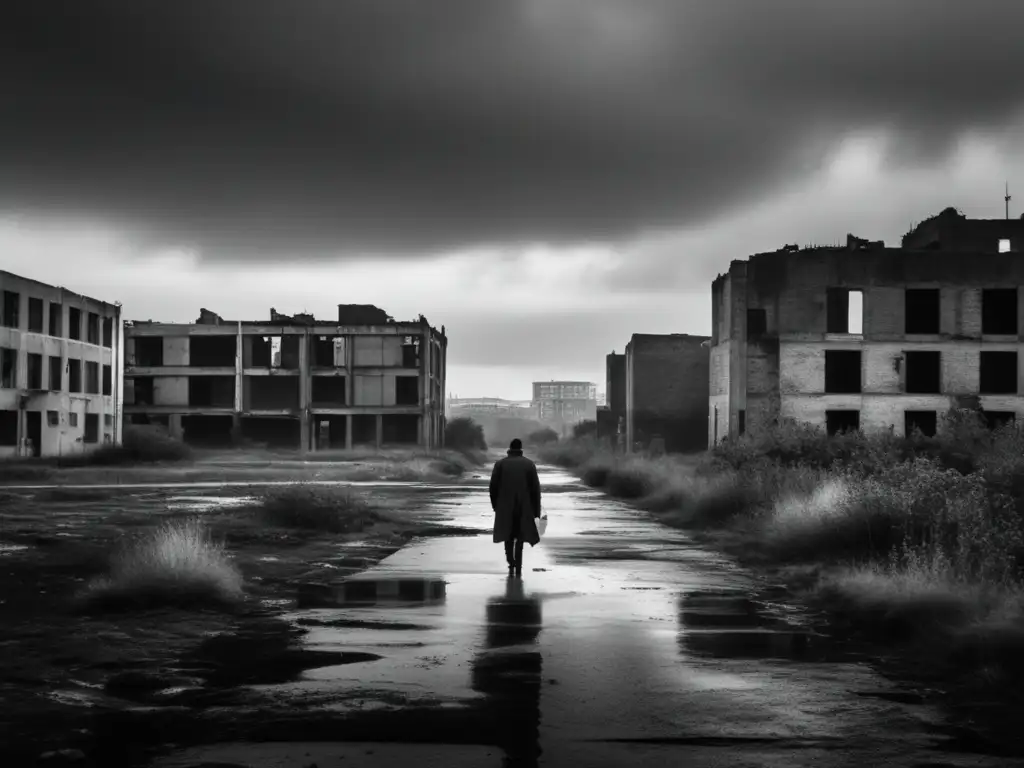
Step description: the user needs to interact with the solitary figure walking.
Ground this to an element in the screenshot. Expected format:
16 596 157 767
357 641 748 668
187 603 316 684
489 438 542 577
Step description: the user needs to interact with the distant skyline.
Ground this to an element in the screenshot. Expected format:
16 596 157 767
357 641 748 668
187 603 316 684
3 3 1024 399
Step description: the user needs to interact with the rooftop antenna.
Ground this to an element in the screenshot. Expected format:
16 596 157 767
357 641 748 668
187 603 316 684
1006 181 1012 220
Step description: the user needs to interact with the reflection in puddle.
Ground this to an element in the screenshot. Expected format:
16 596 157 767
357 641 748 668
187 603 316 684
298 578 447 608
0 542 29 555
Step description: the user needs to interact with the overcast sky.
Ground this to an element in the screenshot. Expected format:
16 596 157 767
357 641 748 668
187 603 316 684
3 1 1024 399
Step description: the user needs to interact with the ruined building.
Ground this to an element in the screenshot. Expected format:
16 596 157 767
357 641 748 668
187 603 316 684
532 381 597 433
624 334 709 453
123 304 446 450
0 271 123 458
602 352 626 442
710 224 1024 447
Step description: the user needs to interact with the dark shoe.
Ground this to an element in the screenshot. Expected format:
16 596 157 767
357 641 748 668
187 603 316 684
514 565 522 578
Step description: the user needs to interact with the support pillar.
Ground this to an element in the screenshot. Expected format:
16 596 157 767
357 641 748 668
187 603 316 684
345 413 353 449
169 413 184 440
375 413 383 449
298 330 310 452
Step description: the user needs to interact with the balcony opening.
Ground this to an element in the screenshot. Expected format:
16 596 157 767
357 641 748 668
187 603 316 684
904 410 937 438
979 351 1018 394
824 350 862 393
746 309 767 338
827 288 863 334
904 351 941 394
190 335 236 367
135 336 164 366
982 289 1018 335
28 298 44 333
905 289 940 334
826 410 860 436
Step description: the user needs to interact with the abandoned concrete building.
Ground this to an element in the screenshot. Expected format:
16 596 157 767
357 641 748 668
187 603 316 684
0 271 123 458
602 352 626 442
710 227 1024 446
623 334 709 453
532 381 597 433
901 207 1024 252
122 305 447 450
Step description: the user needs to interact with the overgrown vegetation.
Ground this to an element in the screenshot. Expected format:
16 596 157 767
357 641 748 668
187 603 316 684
526 426 559 446
251 485 389 533
540 411 1024 687
444 416 488 453
572 419 598 439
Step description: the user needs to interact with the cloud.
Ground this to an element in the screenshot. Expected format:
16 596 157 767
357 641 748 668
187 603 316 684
2 1 1024 259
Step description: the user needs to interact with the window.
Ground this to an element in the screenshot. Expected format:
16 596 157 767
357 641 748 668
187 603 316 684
979 351 1018 394
395 375 418 405
49 302 62 337
904 351 941 394
68 307 82 340
87 312 100 344
984 411 1016 430
905 289 940 334
47 410 59 427
102 364 112 396
982 289 1018 335
85 361 100 394
0 410 16 445
27 353 42 390
1 348 16 388
747 309 767 338
28 297 44 333
2 290 19 328
904 410 937 438
135 336 164 366
999 239 1011 253
738 409 746 436
826 410 860 436
68 412 78 428
104 414 113 427
826 288 863 334
68 359 82 393
102 317 113 348
48 356 62 391
84 413 99 444
133 376 155 405
824 350 862 393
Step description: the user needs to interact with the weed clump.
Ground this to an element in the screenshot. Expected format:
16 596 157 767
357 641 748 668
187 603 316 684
255 485 387 534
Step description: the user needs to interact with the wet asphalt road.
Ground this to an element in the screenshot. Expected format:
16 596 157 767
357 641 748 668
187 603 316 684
155 466 1017 768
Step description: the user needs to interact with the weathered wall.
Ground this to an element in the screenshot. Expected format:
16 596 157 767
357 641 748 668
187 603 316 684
605 353 626 418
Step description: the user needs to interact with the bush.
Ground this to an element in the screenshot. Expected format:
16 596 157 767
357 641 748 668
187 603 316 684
255 485 387 533
526 427 560 447
65 424 193 466
572 420 598 439
82 518 243 612
444 417 488 453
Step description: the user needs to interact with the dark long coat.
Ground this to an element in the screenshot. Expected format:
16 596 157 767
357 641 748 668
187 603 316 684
489 450 542 546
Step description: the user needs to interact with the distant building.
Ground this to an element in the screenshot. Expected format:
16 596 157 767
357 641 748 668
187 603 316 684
123 304 446 450
532 380 597 433
605 351 626 444
0 271 123 458
624 334 709 453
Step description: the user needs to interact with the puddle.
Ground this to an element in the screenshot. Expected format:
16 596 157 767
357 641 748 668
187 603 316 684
0 542 30 555
298 578 447 608
165 495 255 512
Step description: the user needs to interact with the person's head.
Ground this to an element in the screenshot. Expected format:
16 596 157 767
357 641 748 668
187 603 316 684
509 438 523 452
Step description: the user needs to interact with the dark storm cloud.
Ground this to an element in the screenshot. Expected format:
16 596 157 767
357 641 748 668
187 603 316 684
2 1 1023 258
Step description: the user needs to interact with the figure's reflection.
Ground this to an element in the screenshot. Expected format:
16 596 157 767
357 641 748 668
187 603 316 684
470 577 544 766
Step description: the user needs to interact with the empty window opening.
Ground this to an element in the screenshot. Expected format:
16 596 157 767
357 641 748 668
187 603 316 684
240 416 300 449
188 376 235 408
396 376 419 406
382 414 419 445
28 298 44 333
904 410 937 437
826 410 860 436
351 414 378 445
1 348 17 388
85 361 100 394
2 291 19 328
0 410 16 445
824 350 862 393
311 376 347 406
133 376 155 405
48 356 61 391
245 376 300 410
746 309 767 338
134 336 163 366
313 336 346 367
827 288 863 334
68 412 79 428
999 239 1011 253
402 336 421 368
68 307 82 340
46 410 59 427
181 415 234 447
905 289 940 334
316 417 349 449
738 409 746 436
104 414 113 427
982 289 1018 335
49 302 62 337
27 353 42 390
979 351 1018 394
904 351 941 394
250 335 299 369
984 411 1016 430
67 359 82 393
102 317 113 348
84 413 99 444
190 335 236 367
86 312 100 344
102 364 112 396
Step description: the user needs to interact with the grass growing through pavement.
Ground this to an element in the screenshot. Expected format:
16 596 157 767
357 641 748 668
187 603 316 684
254 484 389 533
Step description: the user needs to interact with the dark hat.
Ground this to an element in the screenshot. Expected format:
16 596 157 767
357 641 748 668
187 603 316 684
509 438 523 450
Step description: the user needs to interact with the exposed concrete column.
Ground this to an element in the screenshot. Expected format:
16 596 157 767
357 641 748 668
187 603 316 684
345 414 353 450
169 413 184 440
375 413 383 449
298 330 310 451
232 322 243 444
420 328 430 447
417 413 424 446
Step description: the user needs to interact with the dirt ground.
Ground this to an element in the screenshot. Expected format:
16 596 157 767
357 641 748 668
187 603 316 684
0 482 478 766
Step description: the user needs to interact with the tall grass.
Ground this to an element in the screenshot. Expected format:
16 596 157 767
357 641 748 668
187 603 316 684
253 485 388 533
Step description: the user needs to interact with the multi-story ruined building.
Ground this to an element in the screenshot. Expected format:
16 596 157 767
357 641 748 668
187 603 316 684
532 381 597 431
709 226 1024 447
123 304 446 450
624 334 709 453
0 271 123 458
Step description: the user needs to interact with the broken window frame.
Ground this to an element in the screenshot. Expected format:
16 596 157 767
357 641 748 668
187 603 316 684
826 288 863 335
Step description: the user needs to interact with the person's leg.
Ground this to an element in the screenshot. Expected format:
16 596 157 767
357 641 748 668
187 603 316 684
513 538 524 574
504 538 515 568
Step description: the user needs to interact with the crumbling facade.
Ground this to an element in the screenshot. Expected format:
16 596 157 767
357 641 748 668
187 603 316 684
624 334 709 453
532 381 597 434
901 207 1024 252
123 305 446 450
710 223 1024 446
0 271 123 458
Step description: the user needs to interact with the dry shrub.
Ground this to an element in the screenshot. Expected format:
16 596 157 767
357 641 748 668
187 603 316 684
256 485 387 533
